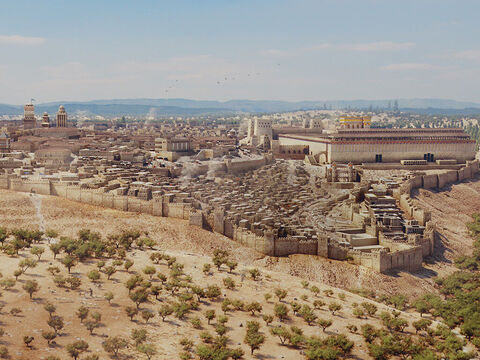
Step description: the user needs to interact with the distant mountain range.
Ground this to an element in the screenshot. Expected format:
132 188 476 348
1 98 480 117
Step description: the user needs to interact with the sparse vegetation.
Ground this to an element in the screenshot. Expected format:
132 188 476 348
0 205 477 360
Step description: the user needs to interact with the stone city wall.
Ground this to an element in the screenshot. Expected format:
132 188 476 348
9 179 51 195
209 211 318 257
348 245 423 273
379 246 423 273
232 226 268 254
189 211 203 227
394 160 479 225
2 159 472 273
348 250 383 272
437 170 458 188
0 175 421 273
328 244 348 260
224 154 274 175
395 160 479 196
398 194 431 226
0 176 195 221
414 236 434 258
422 174 438 189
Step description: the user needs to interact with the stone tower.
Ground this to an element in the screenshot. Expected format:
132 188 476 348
41 112 50 128
254 118 272 138
247 118 255 137
347 162 355 182
309 118 323 130
56 105 67 127
0 133 10 152
23 103 36 130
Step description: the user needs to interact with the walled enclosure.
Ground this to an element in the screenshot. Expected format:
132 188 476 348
1 159 477 273
328 141 475 164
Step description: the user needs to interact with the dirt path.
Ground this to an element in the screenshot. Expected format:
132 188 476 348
30 193 46 232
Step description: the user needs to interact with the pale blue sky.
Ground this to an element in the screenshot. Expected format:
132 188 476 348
0 0 479 104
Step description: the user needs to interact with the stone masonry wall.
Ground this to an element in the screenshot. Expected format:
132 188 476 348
1 158 477 273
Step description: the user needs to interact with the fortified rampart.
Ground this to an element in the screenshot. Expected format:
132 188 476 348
0 176 193 220
224 155 274 174
337 162 478 273
348 246 423 273
393 160 479 226
394 160 479 196
0 166 314 259
1 158 476 273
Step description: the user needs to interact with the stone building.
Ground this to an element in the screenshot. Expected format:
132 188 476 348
155 137 192 161
278 127 475 164
0 133 10 153
241 117 273 148
309 118 323 130
34 148 72 165
56 105 68 127
155 137 191 152
253 118 273 138
339 116 371 129
23 103 36 130
41 113 50 128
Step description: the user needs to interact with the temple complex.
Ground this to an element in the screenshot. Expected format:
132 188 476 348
277 117 475 164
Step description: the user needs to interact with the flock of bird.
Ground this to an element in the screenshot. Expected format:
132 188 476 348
163 63 281 94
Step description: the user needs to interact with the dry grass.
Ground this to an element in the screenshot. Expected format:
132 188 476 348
0 189 435 359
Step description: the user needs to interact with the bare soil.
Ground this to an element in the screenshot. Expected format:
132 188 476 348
0 189 435 359
413 178 480 277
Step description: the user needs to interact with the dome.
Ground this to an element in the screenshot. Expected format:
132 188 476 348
59 105 65 110
43 112 48 116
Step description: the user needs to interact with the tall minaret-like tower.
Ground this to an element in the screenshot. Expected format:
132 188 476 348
56 105 68 127
23 103 36 129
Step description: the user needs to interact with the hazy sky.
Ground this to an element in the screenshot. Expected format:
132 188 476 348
0 0 479 104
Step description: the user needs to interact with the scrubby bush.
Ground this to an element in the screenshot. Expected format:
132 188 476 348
223 277 235 290
126 306 139 320
318 318 333 332
248 268 260 281
141 309 155 323
158 305 173 322
42 330 57 345
275 288 287 301
23 280 39 299
131 328 148 346
328 302 342 315
244 321 264 355
102 336 128 357
274 303 289 322
76 306 89 323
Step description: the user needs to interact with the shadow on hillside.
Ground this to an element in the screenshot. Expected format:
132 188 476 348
255 354 275 359
432 231 453 264
383 267 438 279
411 267 438 279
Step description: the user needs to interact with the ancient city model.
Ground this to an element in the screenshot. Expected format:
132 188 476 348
0 106 478 273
